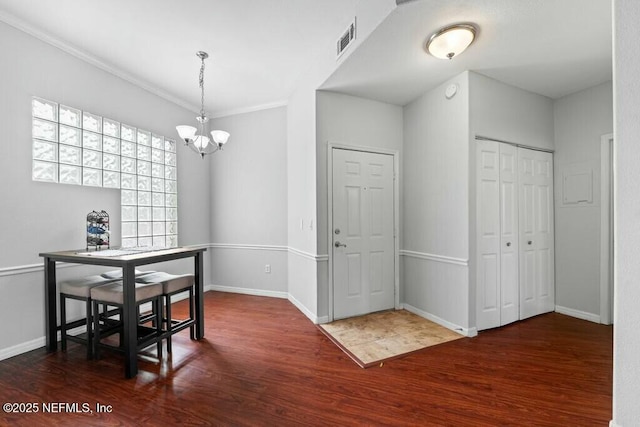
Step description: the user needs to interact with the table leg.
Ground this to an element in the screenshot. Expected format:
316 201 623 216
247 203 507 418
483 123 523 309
194 252 204 339
44 257 57 352
122 264 138 378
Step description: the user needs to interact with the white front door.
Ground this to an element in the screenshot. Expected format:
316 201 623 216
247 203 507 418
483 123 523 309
519 147 555 319
332 148 395 319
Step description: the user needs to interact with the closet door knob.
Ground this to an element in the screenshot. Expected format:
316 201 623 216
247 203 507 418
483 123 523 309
528 241 532 245
506 242 511 247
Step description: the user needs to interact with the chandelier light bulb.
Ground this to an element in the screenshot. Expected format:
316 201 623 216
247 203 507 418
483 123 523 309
176 125 197 142
193 135 210 150
211 130 230 146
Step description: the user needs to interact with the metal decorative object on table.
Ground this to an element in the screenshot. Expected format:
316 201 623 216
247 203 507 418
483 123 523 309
86 210 109 250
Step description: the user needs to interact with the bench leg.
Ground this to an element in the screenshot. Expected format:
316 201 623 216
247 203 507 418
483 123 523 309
86 297 93 359
92 300 101 360
155 297 163 359
60 294 67 351
166 294 173 354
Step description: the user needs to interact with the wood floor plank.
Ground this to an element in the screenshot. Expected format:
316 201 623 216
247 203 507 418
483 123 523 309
0 292 612 426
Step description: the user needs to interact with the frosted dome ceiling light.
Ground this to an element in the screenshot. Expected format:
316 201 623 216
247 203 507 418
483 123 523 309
426 23 477 60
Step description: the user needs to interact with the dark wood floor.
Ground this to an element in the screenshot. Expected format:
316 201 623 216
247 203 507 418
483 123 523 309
0 292 612 426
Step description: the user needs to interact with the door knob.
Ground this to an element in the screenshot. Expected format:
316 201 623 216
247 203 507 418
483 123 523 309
528 241 532 245
334 241 347 248
506 242 511 247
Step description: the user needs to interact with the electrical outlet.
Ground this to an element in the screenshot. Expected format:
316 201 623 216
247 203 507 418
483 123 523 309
265 264 271 274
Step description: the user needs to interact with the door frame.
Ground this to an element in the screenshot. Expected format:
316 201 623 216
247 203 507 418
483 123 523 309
327 142 400 322
600 133 614 325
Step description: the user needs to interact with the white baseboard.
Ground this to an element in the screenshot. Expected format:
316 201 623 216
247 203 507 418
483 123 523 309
209 284 288 299
287 293 327 324
402 303 477 337
609 421 620 427
555 305 601 324
0 336 46 361
208 285 327 324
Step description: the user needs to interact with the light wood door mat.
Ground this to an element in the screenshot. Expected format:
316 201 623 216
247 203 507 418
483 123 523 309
318 310 464 368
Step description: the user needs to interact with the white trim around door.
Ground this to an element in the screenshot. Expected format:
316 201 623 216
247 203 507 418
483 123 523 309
600 133 614 325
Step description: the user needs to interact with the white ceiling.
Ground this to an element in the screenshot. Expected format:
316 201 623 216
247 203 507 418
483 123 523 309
323 0 612 104
0 0 613 117
0 0 360 116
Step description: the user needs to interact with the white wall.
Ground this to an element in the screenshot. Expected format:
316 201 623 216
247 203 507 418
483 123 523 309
553 82 613 321
469 72 555 151
0 21 210 358
612 0 640 424
287 83 322 318
402 71 472 332
208 107 288 296
287 0 396 322
315 90 403 319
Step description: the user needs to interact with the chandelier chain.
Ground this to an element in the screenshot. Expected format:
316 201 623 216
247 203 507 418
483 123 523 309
199 56 206 117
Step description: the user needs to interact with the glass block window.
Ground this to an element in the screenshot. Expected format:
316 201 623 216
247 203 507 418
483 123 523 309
31 97 178 247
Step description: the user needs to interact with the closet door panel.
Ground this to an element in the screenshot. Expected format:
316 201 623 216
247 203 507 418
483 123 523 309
519 148 555 319
476 140 501 330
534 156 555 312
522 245 536 310
499 143 519 325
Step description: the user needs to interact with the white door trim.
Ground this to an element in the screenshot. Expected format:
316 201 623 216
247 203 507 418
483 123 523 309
600 133 614 325
327 142 400 323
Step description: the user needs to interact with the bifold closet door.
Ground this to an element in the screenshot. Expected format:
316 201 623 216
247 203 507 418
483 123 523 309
499 144 519 326
476 141 519 330
518 147 555 320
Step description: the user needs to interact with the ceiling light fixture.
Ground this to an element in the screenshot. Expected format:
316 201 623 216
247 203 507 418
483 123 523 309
176 51 230 159
426 23 477 60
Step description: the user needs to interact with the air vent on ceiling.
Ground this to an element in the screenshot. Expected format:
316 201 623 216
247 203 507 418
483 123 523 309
337 18 356 59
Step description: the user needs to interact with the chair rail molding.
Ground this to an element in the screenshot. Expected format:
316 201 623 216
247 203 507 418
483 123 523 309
0 262 81 277
207 243 328 262
400 250 468 266
208 243 289 252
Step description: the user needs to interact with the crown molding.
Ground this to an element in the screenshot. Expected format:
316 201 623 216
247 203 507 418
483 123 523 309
0 9 201 114
0 10 292 120
210 100 289 120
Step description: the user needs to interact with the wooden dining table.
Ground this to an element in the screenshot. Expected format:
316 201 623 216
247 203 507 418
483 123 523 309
39 246 206 378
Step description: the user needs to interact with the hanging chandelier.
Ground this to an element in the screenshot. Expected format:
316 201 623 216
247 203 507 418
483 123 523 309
176 51 230 158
